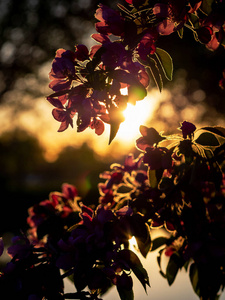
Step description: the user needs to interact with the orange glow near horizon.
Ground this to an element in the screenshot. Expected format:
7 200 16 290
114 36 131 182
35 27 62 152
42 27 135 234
40 94 158 161
0 89 163 162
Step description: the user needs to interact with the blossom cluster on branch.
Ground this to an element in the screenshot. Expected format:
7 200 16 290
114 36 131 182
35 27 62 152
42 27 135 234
1 0 225 300
1 121 225 300
47 0 225 143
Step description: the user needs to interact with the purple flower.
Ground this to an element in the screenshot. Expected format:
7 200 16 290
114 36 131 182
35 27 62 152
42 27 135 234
76 98 92 132
153 2 186 35
179 121 196 139
91 33 110 44
90 118 105 135
74 44 89 61
99 189 115 206
7 236 32 260
106 171 124 189
52 107 75 132
137 33 156 60
95 4 125 36
61 183 78 200
111 153 143 172
136 126 165 151
116 206 133 217
143 146 172 170
199 15 224 51
153 3 170 18
101 42 127 69
49 49 76 92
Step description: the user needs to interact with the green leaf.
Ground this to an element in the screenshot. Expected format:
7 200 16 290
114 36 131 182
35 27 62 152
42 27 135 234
151 237 169 251
189 263 201 297
194 132 220 147
200 0 214 15
166 253 180 285
188 13 199 29
177 27 183 39
136 56 163 92
155 48 173 81
146 60 163 92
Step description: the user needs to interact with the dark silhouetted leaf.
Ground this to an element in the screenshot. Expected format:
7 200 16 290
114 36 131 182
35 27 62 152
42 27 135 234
87 70 106 90
109 121 121 145
73 263 88 292
117 273 134 300
108 103 125 144
86 46 106 72
189 263 201 297
129 214 151 257
201 0 214 15
157 249 167 278
119 249 150 292
151 237 169 251
64 291 92 299
200 126 225 137
109 69 138 85
166 253 180 285
194 132 220 147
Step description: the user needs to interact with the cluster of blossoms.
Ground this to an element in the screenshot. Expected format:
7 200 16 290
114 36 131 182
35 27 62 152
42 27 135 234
47 0 225 142
1 121 225 299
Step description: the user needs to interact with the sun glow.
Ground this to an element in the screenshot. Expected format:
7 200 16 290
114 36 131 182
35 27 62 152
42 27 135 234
129 236 138 250
116 95 157 142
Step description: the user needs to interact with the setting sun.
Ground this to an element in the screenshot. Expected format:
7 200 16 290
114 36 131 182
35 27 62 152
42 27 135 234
116 92 159 143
